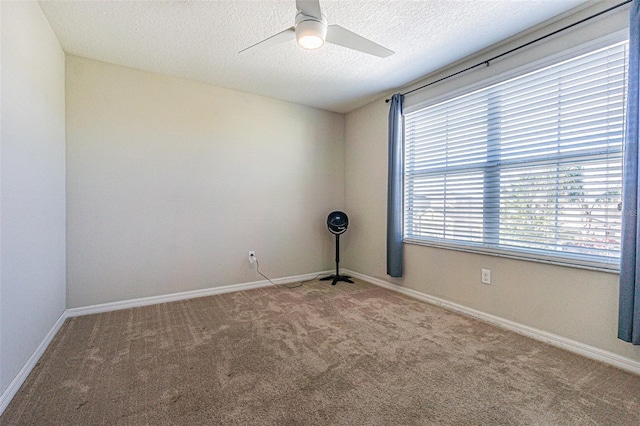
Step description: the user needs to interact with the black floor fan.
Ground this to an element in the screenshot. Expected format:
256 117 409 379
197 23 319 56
320 211 354 286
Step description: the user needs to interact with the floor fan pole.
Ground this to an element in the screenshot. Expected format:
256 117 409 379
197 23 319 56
335 233 340 276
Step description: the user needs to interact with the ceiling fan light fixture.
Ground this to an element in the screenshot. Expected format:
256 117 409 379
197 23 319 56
295 17 327 50
298 33 324 50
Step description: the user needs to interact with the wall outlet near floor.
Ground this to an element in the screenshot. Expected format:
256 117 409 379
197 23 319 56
249 251 256 264
481 269 491 285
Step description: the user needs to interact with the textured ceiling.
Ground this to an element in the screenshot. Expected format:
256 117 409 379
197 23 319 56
39 0 591 113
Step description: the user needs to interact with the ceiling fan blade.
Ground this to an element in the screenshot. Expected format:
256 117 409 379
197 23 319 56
239 27 296 54
296 0 322 19
326 25 394 58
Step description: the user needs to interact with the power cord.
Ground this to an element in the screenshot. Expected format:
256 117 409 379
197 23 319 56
255 259 276 285
280 273 323 289
253 256 321 289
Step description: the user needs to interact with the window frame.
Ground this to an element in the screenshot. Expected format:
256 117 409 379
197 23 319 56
402 31 629 273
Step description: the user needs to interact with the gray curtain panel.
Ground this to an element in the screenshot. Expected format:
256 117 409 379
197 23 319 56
619 0 640 345
387 93 404 277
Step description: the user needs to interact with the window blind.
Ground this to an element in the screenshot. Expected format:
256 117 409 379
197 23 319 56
404 40 628 270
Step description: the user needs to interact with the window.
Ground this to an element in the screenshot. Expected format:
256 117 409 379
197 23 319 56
403 38 628 271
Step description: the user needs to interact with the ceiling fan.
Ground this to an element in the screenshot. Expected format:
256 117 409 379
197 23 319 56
239 0 394 58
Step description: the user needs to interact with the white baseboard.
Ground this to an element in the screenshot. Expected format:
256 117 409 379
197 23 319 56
66 270 332 317
0 310 68 415
343 269 640 376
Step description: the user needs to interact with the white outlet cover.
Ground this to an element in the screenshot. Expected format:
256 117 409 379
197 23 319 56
481 269 491 284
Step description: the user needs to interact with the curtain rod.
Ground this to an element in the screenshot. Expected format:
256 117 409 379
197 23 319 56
385 0 632 103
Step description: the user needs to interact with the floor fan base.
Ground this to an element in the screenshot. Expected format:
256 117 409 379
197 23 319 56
319 274 354 286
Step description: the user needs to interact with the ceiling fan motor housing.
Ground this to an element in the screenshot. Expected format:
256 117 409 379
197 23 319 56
295 13 328 49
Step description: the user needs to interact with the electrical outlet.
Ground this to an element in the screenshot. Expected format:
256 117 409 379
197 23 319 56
481 269 491 285
249 251 256 264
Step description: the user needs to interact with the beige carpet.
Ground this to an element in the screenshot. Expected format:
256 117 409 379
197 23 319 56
2 279 639 425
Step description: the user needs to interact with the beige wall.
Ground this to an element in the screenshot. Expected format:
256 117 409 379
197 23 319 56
344 3 640 363
66 56 345 308
0 1 66 393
